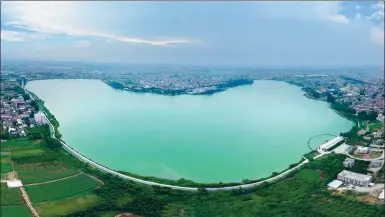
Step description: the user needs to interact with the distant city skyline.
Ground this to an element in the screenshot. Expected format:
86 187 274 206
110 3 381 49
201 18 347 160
1 1 384 67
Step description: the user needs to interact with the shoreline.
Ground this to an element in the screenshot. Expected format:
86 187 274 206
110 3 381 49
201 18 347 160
23 78 353 190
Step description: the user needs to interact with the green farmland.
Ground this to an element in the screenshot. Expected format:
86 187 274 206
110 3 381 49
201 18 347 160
18 165 79 184
36 193 103 217
0 205 32 217
26 173 101 202
1 162 13 174
1 183 24 206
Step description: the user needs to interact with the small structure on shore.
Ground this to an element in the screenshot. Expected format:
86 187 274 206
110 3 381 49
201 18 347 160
317 136 344 152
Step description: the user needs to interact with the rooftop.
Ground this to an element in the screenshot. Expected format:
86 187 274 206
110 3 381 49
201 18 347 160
338 170 372 182
327 180 343 189
6 180 23 188
319 136 344 150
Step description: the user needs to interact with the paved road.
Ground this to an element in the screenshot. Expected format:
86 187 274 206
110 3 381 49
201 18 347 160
29 91 310 191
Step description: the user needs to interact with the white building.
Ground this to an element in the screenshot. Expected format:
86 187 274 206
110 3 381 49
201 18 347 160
34 111 47 125
6 180 23 188
337 170 373 186
327 180 343 189
318 136 344 152
343 158 355 168
379 189 384 200
356 146 369 154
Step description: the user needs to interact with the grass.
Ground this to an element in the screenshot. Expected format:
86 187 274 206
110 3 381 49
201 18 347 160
6 140 36 148
369 151 382 159
1 183 25 206
0 205 32 217
1 162 13 174
295 169 321 183
98 211 121 217
26 173 101 202
11 149 45 157
14 161 64 171
35 193 103 217
18 165 79 184
369 123 383 132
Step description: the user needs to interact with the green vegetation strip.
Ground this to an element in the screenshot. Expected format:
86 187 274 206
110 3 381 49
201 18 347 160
35 193 103 217
1 162 13 174
296 169 321 183
18 166 79 185
26 173 101 202
0 205 33 217
1 183 25 206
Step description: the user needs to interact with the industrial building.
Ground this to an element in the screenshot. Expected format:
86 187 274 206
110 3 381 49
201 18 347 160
317 136 344 152
337 170 373 187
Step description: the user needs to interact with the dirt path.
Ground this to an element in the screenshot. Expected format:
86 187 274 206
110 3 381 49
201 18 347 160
20 187 40 217
84 173 105 189
25 172 83 186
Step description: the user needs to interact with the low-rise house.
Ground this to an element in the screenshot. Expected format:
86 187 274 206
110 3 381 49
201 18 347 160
370 160 382 168
373 131 383 138
343 158 355 168
337 170 373 186
356 146 369 154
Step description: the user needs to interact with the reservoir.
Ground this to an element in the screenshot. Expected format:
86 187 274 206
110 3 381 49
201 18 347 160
26 79 353 183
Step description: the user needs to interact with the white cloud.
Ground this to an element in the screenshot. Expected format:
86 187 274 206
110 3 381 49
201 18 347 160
368 1 384 25
1 1 192 46
370 27 384 45
253 2 349 24
354 13 361 20
1 30 46 42
74 40 93 48
326 14 349 24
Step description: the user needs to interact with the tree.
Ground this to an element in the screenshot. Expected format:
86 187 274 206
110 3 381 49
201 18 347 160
326 94 335 103
46 137 62 149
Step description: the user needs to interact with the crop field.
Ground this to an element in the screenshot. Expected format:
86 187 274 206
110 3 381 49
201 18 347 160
13 161 64 171
26 173 101 202
36 193 103 217
0 205 32 217
18 165 79 184
10 148 46 158
1 162 13 174
1 183 25 206
6 140 36 148
296 169 321 183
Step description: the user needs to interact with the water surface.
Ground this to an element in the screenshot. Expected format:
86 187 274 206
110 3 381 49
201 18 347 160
26 79 353 182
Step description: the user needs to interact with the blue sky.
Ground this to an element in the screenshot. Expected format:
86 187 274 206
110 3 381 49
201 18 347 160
1 1 384 67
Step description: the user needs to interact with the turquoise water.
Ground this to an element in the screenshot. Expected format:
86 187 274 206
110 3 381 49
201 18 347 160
26 79 353 183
